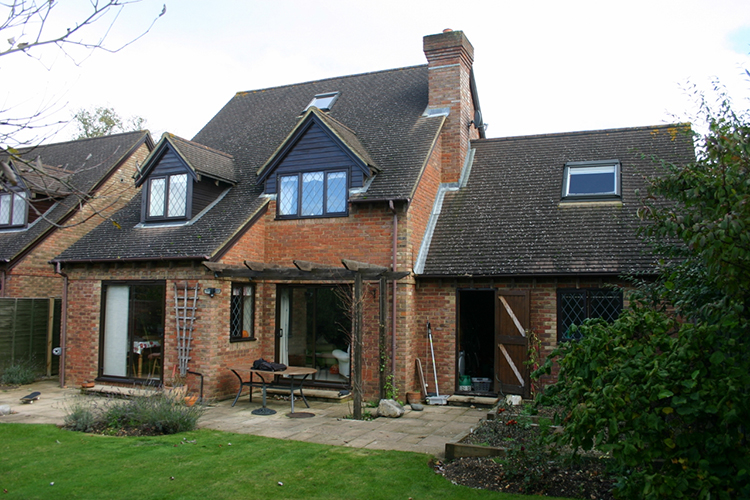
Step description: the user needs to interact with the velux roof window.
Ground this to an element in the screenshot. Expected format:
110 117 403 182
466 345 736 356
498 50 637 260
562 160 620 200
304 92 340 112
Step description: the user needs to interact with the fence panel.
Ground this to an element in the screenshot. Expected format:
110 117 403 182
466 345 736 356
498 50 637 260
0 298 61 375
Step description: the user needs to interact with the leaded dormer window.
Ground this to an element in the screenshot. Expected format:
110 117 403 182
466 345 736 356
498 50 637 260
0 190 27 228
146 173 189 220
278 170 347 218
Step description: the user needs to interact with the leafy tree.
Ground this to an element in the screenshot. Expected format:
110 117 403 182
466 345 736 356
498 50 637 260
73 106 146 139
535 87 750 499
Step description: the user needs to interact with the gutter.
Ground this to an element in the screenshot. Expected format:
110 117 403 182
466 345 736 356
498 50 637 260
54 262 68 388
50 255 211 265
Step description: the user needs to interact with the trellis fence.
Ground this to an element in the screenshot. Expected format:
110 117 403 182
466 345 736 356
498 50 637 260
0 298 61 376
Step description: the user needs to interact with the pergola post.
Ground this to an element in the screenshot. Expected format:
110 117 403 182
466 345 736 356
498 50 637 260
353 271 363 420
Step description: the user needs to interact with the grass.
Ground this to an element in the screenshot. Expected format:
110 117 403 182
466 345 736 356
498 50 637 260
0 424 572 500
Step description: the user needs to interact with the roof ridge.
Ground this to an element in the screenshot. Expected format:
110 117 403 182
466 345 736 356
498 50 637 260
473 122 692 144
234 64 427 96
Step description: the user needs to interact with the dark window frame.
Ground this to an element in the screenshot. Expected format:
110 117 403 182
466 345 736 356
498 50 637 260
230 283 256 342
276 169 349 219
557 288 623 342
561 160 621 201
144 173 192 222
0 190 28 228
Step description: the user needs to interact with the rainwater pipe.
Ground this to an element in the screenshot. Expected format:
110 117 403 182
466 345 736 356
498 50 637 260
0 269 6 297
54 262 68 388
389 200 398 382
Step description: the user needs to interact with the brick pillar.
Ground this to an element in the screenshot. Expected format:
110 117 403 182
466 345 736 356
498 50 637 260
423 29 477 184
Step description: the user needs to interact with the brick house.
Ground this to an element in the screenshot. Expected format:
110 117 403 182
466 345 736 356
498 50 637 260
52 30 693 401
0 131 153 298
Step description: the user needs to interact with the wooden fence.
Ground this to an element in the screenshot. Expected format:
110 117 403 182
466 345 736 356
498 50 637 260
0 298 61 376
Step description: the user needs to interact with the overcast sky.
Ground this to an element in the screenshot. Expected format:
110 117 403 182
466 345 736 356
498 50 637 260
2 0 749 147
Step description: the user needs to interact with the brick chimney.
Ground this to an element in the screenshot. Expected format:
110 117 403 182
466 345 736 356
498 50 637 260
423 29 479 184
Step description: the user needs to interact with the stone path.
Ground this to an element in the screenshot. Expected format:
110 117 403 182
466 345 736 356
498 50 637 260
0 380 488 457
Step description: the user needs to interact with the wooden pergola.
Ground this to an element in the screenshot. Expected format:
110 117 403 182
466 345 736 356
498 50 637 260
204 259 409 419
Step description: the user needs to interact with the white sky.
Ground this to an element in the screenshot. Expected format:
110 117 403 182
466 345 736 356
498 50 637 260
2 0 750 147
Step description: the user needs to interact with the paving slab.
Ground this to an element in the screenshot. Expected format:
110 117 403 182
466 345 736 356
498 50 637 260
0 379 490 458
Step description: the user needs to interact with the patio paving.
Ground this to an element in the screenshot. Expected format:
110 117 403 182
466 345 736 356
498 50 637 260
0 379 490 457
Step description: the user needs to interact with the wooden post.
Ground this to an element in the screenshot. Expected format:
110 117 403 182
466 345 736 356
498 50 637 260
353 272 363 420
47 298 54 377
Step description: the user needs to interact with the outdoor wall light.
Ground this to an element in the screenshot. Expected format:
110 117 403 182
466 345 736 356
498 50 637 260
204 288 221 298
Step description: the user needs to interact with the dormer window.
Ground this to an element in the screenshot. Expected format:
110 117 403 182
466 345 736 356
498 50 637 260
0 191 27 228
278 170 348 218
562 160 620 200
304 92 340 112
147 173 189 220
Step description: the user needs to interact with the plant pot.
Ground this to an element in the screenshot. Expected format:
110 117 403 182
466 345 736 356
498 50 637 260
184 395 199 407
81 382 95 389
406 391 422 405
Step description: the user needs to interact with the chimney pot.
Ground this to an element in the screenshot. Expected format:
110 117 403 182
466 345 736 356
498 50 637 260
443 28 452 33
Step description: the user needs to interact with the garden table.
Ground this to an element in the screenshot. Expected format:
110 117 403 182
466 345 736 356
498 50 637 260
229 365 317 415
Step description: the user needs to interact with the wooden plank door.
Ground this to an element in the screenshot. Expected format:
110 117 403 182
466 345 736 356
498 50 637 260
495 290 530 398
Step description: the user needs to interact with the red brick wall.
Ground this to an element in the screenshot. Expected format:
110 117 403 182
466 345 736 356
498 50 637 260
423 30 481 184
413 277 634 396
61 262 258 399
3 143 150 299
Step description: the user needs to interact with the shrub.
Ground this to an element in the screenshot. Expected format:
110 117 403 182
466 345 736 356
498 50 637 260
0 358 40 386
535 88 750 499
64 390 205 435
64 398 102 433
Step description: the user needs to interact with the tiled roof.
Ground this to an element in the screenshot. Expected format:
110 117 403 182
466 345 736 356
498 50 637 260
0 131 151 264
56 65 444 262
194 65 439 201
163 135 237 184
420 124 695 277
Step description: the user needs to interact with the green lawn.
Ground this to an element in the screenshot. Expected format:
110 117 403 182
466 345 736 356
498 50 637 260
0 424 570 500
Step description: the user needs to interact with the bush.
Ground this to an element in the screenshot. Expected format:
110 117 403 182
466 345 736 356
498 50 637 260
535 88 750 499
0 358 40 386
64 390 205 435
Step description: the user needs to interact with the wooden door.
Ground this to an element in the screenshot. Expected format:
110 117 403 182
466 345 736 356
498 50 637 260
495 290 530 397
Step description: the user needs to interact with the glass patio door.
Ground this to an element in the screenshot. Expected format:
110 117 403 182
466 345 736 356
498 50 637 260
277 285 351 386
101 282 165 380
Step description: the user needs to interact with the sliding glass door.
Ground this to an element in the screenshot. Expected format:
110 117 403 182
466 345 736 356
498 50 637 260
100 282 165 381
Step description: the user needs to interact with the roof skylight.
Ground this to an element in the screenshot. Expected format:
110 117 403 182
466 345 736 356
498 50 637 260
305 92 340 111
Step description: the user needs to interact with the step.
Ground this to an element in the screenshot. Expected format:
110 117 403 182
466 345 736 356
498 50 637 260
446 394 499 407
262 387 352 403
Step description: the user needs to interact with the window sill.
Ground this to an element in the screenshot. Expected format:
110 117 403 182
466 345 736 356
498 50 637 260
230 337 257 343
558 200 623 208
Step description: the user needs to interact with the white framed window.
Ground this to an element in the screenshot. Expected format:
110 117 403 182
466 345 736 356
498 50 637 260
562 160 621 200
147 173 188 220
0 191 27 228
278 170 348 218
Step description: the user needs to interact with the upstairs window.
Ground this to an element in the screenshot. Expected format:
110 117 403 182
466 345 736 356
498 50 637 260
0 191 27 228
278 170 347 218
304 92 340 112
558 288 623 341
230 284 255 342
562 160 620 200
147 173 188 220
